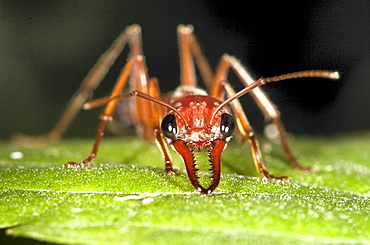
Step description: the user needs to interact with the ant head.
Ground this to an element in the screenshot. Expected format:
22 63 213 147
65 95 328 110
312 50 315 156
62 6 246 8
160 95 235 147
160 95 235 193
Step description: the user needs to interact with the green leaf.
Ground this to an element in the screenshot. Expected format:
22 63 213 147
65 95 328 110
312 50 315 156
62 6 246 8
1 133 370 244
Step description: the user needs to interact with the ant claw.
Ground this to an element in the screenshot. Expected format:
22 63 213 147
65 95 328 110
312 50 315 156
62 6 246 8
276 176 290 181
64 161 86 168
165 170 176 176
262 169 290 182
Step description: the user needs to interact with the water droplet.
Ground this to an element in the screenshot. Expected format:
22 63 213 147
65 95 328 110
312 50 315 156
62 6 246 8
9 151 24 159
263 123 279 140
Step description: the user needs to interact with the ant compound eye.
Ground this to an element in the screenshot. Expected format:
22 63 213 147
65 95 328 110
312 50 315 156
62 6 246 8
220 113 235 137
161 114 178 139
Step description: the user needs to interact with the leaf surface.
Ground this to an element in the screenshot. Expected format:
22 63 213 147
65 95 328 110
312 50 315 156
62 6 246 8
1 133 369 244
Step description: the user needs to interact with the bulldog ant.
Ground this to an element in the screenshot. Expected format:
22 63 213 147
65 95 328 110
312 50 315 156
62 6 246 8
14 25 339 193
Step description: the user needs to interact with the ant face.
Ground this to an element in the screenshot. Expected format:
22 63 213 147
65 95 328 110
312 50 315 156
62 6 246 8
161 95 235 193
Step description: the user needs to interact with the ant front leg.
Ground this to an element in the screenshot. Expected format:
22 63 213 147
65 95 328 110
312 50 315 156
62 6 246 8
66 55 147 168
66 55 175 175
219 81 288 180
213 54 313 173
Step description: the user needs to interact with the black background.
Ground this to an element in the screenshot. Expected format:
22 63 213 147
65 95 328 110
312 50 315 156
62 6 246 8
1 1 370 138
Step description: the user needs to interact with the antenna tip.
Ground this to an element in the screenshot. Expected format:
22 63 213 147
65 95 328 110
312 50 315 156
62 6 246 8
330 71 340 79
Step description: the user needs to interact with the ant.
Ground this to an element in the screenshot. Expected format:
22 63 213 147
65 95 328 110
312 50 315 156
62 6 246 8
13 25 339 194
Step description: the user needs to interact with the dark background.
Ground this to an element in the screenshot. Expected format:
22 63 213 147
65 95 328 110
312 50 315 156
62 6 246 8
1 0 370 140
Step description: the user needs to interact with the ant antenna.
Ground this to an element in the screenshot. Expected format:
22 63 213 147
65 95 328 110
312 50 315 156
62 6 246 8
84 91 190 129
209 70 340 125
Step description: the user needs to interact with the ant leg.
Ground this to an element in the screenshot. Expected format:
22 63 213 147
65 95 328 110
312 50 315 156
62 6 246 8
155 130 175 175
12 25 142 146
213 54 313 173
178 25 197 88
145 77 174 174
177 24 215 90
66 56 144 168
221 81 288 180
70 80 176 177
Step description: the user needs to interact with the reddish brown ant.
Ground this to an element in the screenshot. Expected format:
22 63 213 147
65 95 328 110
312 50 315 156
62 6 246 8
14 25 339 193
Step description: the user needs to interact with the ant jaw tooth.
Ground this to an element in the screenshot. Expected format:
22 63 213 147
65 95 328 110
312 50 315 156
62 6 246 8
180 141 219 193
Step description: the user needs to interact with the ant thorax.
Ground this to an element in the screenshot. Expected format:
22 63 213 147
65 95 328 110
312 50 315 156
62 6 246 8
168 85 208 104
